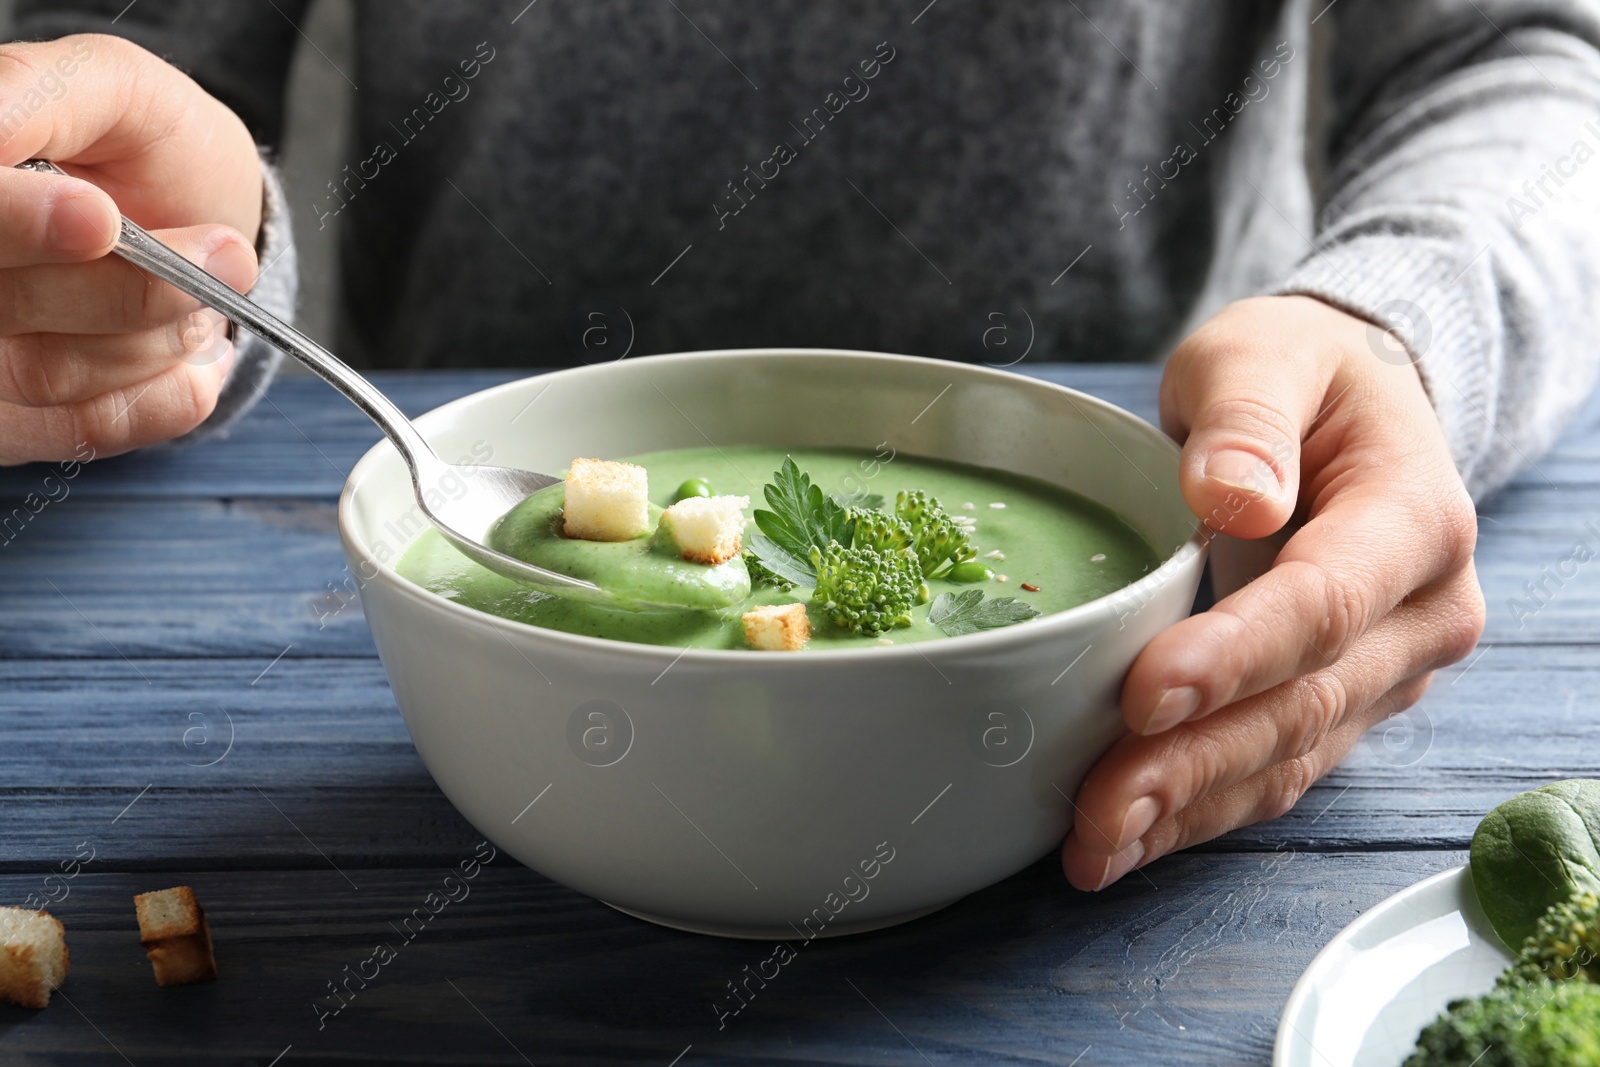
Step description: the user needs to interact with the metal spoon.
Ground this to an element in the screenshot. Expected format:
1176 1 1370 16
17 159 670 612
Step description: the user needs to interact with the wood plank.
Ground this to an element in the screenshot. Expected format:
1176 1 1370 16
0 496 372 659
1 364 1597 502
1471 483 1600 642
1 366 1596 657
0 647 1593 866
0 362 1589 1066
0 367 1169 501
0 849 1467 1066
0 590 377 660
3 460 1600 659
0 499 346 594
0 371 512 501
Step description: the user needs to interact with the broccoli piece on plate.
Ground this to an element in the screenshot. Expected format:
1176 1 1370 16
1509 891 1600 986
1404 978 1600 1066
809 541 921 637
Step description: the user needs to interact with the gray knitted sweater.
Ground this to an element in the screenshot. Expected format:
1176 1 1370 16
18 0 1600 502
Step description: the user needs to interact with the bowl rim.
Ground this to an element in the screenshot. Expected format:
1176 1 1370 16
337 347 1208 665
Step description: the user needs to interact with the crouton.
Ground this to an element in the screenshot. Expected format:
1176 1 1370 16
742 602 811 651
134 886 216 987
659 494 749 565
562 458 650 542
0 907 69 1009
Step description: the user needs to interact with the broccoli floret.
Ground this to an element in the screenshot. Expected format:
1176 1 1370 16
850 507 913 554
1405 979 1600 1066
895 490 977 578
809 541 920 636
743 548 796 591
1509 891 1600 986
847 509 932 604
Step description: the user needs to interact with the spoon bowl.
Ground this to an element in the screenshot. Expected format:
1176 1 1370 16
408 456 698 613
16 159 682 612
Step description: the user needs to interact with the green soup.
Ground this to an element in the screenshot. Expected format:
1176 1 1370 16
487 490 753 612
394 446 1160 649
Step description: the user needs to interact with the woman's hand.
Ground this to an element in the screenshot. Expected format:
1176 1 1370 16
1062 294 1487 890
0 34 264 465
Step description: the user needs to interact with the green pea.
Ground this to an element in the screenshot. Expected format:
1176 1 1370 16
947 561 993 583
672 478 714 502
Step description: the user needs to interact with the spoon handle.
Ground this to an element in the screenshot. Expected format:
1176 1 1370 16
15 159 438 477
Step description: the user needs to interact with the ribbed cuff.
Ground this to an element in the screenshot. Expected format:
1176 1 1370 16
1267 233 1498 498
180 147 297 443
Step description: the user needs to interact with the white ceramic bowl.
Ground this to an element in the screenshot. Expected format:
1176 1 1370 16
339 349 1206 938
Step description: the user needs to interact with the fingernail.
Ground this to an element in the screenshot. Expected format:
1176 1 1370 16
1204 448 1284 500
204 239 257 293
1142 685 1202 733
1093 839 1145 891
1116 795 1161 850
47 184 115 253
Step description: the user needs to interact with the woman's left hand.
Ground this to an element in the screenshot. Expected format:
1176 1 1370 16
1061 295 1487 890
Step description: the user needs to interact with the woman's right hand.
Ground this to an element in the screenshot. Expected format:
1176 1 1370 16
0 33 265 465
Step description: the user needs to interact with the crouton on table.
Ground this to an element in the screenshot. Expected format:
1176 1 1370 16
562 458 651 542
0 906 69 1009
134 886 217 987
742 602 810 651
659 495 749 565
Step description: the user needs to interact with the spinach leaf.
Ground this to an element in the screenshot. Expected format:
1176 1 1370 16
1471 779 1600 949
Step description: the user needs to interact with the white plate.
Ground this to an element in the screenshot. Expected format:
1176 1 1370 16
1274 865 1516 1067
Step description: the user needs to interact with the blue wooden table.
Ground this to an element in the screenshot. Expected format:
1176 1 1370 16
1 365 1595 1066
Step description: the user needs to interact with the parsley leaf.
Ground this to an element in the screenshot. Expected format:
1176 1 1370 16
746 532 814 587
927 589 1041 636
831 490 886 511
749 458 855 582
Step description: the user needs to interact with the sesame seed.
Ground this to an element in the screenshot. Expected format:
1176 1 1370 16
989 502 1007 509
1090 553 1106 562
877 638 895 646
995 574 1009 582
961 501 976 511
984 550 1006 561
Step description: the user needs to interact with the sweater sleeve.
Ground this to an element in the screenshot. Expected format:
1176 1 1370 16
179 151 299 442
1269 0 1600 502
